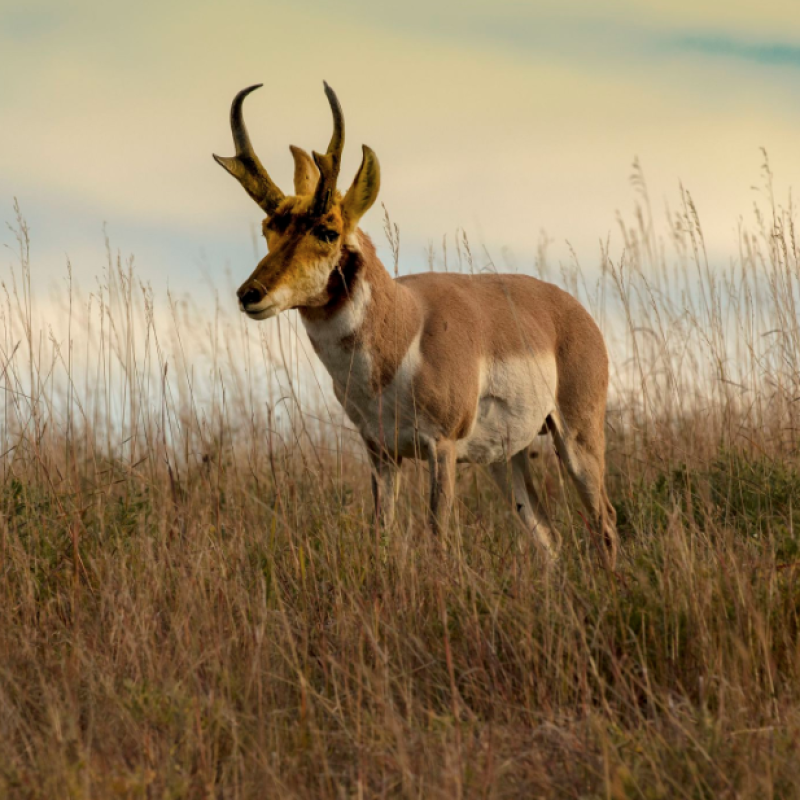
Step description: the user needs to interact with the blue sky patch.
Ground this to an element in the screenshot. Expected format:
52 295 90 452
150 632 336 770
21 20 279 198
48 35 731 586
671 33 800 68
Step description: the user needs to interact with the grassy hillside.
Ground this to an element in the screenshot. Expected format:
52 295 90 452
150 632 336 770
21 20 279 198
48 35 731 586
2 164 800 797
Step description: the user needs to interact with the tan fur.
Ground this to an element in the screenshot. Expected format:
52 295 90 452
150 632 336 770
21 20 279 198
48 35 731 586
216 83 619 569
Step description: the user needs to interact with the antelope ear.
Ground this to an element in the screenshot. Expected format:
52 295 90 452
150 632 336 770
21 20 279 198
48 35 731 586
290 145 319 196
342 145 380 229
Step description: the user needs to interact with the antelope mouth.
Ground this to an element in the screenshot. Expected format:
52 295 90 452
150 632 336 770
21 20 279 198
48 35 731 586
241 302 279 321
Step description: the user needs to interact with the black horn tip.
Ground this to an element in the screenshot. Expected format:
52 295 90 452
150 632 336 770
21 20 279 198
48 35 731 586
322 81 340 105
232 84 263 105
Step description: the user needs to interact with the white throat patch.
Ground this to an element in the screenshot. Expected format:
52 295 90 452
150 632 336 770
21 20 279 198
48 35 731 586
303 277 372 344
301 278 374 400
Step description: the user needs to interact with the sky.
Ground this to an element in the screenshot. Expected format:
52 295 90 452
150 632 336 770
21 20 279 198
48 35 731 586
2 0 800 302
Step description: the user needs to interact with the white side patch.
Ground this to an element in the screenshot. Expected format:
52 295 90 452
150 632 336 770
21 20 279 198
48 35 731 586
456 352 558 464
369 329 426 454
386 329 422 398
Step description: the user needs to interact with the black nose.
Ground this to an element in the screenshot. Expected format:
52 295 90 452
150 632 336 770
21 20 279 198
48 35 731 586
239 286 263 308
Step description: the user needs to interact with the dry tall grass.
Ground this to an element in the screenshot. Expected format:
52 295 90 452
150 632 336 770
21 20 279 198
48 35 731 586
2 159 800 798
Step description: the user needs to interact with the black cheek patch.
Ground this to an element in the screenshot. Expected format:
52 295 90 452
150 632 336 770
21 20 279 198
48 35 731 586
323 246 362 310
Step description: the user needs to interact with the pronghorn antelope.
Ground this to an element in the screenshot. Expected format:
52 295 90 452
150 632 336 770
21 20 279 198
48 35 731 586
214 82 618 568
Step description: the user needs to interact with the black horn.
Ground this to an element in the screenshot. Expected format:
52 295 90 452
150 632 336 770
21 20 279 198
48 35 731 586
213 84 285 215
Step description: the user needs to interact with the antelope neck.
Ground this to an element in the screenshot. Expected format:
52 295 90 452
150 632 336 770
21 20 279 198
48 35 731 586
298 232 422 392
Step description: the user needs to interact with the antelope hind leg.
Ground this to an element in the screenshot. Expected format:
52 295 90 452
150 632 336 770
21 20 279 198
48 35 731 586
427 440 456 536
490 452 559 562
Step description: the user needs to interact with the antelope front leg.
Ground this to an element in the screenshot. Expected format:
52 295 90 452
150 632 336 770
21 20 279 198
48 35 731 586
367 443 402 528
428 440 456 535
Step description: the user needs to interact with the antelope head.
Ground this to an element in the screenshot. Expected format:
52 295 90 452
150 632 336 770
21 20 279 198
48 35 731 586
214 83 380 320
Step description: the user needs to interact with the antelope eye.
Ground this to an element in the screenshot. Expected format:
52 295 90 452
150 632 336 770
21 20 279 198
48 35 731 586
314 227 339 243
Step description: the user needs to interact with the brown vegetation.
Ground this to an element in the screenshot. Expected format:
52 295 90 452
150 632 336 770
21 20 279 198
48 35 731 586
2 159 800 797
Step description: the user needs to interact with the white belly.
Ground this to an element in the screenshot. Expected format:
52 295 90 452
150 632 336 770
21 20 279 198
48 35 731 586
455 354 558 463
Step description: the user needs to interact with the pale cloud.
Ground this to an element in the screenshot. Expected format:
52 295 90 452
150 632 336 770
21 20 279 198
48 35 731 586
2 0 800 294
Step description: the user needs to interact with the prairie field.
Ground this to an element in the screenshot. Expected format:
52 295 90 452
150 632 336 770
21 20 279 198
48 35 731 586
3 163 800 798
